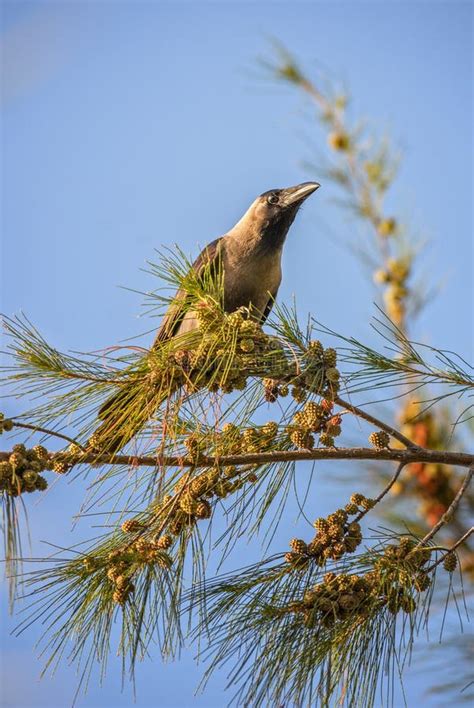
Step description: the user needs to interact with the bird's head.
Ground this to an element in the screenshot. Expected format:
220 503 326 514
233 182 320 252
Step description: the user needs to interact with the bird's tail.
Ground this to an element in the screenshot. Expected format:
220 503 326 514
89 381 171 453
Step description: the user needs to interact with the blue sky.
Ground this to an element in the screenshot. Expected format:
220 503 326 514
1 1 472 707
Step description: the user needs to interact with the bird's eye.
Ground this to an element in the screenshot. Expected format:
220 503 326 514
267 193 279 205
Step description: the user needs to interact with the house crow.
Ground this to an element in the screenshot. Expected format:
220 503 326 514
93 181 320 451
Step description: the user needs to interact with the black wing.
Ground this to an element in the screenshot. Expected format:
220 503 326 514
260 286 279 325
152 237 223 348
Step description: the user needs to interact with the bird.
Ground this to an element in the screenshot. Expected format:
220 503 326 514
92 181 320 452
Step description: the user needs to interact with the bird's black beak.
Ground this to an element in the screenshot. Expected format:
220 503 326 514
280 181 320 208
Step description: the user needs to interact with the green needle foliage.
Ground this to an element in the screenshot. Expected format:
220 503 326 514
190 534 445 708
318 311 474 403
1 247 472 706
256 41 473 702
0 34 471 705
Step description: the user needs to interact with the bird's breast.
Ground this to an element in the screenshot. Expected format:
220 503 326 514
222 247 282 315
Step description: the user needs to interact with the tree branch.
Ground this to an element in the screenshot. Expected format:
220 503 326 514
425 526 474 572
334 395 418 449
1 446 472 469
354 461 406 522
9 419 86 450
416 466 473 548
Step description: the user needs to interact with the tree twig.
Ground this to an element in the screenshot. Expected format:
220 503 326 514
415 466 473 548
334 395 418 449
9 420 86 450
354 461 406 522
425 526 474 572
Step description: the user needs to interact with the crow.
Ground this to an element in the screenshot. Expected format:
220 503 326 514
93 181 319 452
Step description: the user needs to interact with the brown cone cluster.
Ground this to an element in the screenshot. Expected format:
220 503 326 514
148 309 343 403
121 519 143 534
285 501 363 570
287 399 342 449
443 552 458 573
281 536 433 630
368 430 390 450
134 461 258 547
104 539 173 606
263 340 340 404
0 444 50 496
182 419 281 460
0 413 14 434
79 531 175 606
175 308 280 395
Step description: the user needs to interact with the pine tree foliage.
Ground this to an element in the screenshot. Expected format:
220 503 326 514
1 252 472 705
1 48 473 708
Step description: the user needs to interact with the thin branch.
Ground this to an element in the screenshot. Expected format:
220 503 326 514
9 419 86 450
354 461 406 522
334 395 418 449
447 526 474 553
415 466 473 548
426 526 474 572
